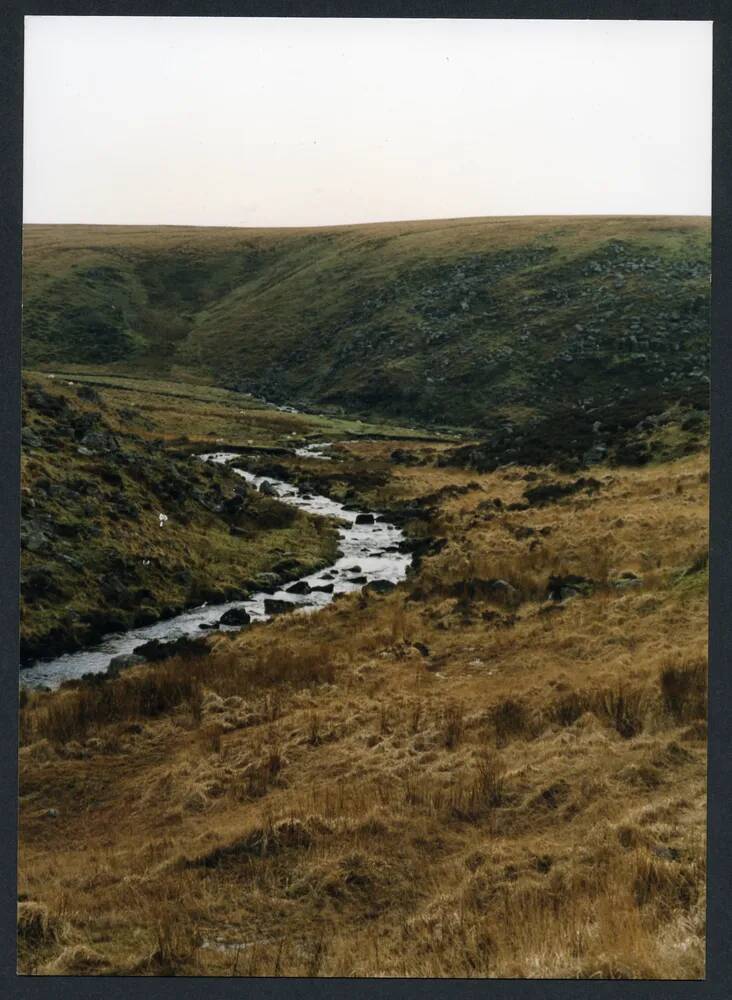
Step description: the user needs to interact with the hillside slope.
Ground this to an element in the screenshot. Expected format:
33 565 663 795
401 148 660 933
23 217 710 429
20 375 340 663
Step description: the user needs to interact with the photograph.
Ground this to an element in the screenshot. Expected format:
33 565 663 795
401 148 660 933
16 15 711 978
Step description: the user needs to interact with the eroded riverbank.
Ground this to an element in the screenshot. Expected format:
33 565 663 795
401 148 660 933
20 452 411 689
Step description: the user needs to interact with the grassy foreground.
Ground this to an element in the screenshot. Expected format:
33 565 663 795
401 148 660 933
18 437 707 978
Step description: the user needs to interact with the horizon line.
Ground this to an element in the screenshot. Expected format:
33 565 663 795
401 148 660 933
22 212 712 232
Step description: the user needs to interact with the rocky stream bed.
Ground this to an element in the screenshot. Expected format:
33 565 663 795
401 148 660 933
20 451 411 689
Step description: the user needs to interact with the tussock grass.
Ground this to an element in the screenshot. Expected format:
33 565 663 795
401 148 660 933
660 655 707 722
24 666 202 744
447 751 506 820
491 697 530 745
17 902 60 947
22 632 337 746
18 445 707 978
441 702 465 749
39 945 109 976
148 906 201 974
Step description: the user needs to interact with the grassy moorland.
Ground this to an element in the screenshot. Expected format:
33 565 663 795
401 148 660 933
18 435 707 977
19 373 356 664
26 370 446 447
18 216 709 978
23 217 709 431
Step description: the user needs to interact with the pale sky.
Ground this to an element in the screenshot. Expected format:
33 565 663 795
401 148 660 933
23 17 712 227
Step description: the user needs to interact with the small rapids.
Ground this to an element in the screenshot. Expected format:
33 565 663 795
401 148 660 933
293 441 333 461
20 451 411 690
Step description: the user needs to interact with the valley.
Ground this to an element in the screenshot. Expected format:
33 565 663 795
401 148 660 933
22 216 709 432
17 216 709 979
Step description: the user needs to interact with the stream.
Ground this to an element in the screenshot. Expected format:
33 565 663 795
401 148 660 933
20 451 411 690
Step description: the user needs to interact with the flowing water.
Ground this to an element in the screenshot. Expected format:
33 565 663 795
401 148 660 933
293 441 333 460
20 451 411 690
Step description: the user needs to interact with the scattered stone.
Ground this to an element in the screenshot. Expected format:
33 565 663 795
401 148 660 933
273 556 305 576
76 384 102 404
525 477 601 506
221 494 244 514
391 448 417 465
80 430 119 453
133 636 209 662
583 443 608 465
264 598 297 616
218 607 251 626
547 574 594 601
21 427 42 449
23 529 50 554
450 578 520 606
107 653 146 677
489 580 520 602
26 386 67 416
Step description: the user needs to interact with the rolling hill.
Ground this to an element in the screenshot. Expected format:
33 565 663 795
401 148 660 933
22 216 710 430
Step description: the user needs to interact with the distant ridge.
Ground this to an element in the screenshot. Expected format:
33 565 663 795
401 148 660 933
23 215 710 430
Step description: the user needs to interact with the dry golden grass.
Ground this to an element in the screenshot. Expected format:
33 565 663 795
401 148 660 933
18 446 708 978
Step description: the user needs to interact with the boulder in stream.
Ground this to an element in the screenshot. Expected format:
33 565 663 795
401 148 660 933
264 598 297 616
133 635 209 662
365 579 397 595
355 513 375 525
218 607 251 626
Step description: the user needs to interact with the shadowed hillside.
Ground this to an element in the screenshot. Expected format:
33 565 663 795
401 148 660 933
19 375 341 664
23 216 710 430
